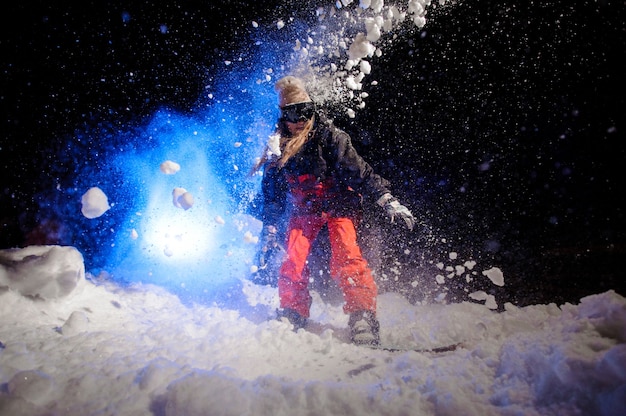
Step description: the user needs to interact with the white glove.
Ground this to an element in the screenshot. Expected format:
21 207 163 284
377 193 416 231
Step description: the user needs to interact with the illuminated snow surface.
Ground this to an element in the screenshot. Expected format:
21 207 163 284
0 245 625 415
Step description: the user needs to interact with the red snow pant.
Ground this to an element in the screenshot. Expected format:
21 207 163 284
278 214 377 318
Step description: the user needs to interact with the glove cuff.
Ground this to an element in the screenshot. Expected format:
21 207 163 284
376 193 395 207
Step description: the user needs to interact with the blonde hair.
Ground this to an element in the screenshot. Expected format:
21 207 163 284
277 117 314 168
250 76 315 175
250 117 314 175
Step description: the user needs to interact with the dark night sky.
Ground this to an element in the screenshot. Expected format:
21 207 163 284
2 0 625 305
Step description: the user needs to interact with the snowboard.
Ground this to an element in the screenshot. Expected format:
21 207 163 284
361 342 463 354
272 313 464 354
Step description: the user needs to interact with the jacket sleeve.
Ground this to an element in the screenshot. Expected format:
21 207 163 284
260 163 287 226
329 128 393 203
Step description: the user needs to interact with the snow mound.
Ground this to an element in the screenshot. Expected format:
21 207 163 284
0 245 85 299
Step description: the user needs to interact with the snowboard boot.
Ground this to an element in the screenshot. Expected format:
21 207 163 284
348 310 380 346
276 308 308 331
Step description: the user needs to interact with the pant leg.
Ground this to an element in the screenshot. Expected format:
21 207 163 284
278 215 325 318
327 217 377 314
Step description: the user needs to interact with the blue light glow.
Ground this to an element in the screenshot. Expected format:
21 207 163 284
96 67 280 302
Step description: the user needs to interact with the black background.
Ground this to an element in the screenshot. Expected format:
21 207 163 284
2 0 625 306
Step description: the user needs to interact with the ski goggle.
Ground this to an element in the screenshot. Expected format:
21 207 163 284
280 101 315 123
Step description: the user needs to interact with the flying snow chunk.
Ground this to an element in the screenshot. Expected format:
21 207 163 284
243 231 259 244
345 76 361 90
80 187 110 219
365 17 382 42
178 193 194 210
348 33 376 61
267 133 281 157
413 15 426 28
408 0 426 15
160 160 181 175
360 60 371 75
482 267 505 287
172 188 186 207
214 215 226 225
371 0 384 13
172 188 194 210
277 20 284 29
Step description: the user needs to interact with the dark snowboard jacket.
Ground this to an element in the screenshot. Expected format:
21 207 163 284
260 114 392 227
